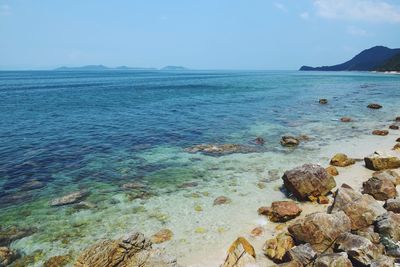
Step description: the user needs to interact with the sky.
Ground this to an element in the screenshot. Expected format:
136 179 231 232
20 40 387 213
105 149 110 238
0 0 400 70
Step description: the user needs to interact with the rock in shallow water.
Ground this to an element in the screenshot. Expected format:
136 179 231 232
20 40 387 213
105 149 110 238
263 232 294 262
282 164 336 201
372 129 389 136
213 196 231 205
364 152 400 171
258 201 302 222
367 103 383 109
0 226 36 246
43 254 71 267
151 229 173 244
280 136 300 147
325 166 339 176
0 246 18 266
50 190 89 206
330 153 355 167
184 144 257 155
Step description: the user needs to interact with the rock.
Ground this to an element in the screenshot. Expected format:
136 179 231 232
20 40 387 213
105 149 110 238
334 232 382 266
0 246 18 266
392 143 400 151
185 144 256 155
286 243 316 265
375 212 400 242
314 252 352 267
397 137 400 142
121 182 147 190
221 237 256 267
330 153 355 167
282 164 336 201
255 137 265 145
213 196 231 205
340 117 352 122
73 201 97 210
371 255 395 267
177 182 198 189
325 166 339 176
329 184 386 230
288 211 351 252
354 226 381 244
380 236 400 258
385 198 400 213
280 136 300 147
396 116 400 122
364 151 400 170
263 232 295 262
318 196 330 204
75 232 178 267
372 169 400 185
20 179 45 191
151 229 173 244
363 176 397 201
258 201 302 222
367 103 382 109
0 226 36 246
274 261 302 267
43 254 71 267
319 99 328 104
389 124 399 130
250 226 263 237
50 190 89 206
372 130 389 136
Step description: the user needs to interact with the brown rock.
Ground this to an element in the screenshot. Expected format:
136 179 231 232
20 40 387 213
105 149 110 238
50 190 89 206
44 254 71 267
330 153 355 167
397 137 400 142
340 117 352 122
389 125 399 130
329 185 386 230
364 151 400 171
263 232 295 262
393 143 400 151
325 166 339 176
259 201 302 222
250 226 263 237
372 130 389 136
151 229 173 244
282 164 336 201
367 103 382 109
319 99 328 104
372 169 400 185
363 176 397 201
385 198 400 213
222 237 256 267
280 136 300 147
317 195 329 204
314 252 352 267
354 226 381 244
335 232 382 266
286 243 316 265
0 246 18 266
213 196 231 205
288 211 351 252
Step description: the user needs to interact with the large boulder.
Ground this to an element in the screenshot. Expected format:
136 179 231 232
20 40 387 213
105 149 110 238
50 190 89 206
0 246 18 266
263 232 295 262
258 201 302 222
372 169 400 185
282 164 336 201
364 152 400 171
385 198 400 213
221 237 256 267
334 232 382 266
314 252 352 267
288 211 351 252
286 243 316 265
74 232 178 267
362 176 397 201
330 153 355 167
329 184 386 230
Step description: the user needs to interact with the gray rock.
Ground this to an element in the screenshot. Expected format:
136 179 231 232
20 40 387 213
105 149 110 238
385 198 400 213
50 190 89 206
371 255 395 267
286 243 316 265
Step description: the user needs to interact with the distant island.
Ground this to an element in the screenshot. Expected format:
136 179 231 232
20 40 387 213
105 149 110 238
300 46 400 72
54 65 187 71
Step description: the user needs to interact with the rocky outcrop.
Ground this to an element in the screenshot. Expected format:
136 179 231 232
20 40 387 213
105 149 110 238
362 176 397 201
0 246 18 266
372 130 389 136
0 226 36 246
282 164 336 201
367 103 383 109
330 154 355 167
258 201 302 222
313 252 352 267
288 211 351 252
263 233 294 262
185 144 257 155
280 136 300 147
364 152 400 171
334 232 382 266
74 232 178 267
213 196 231 205
151 229 173 244
286 243 316 265
329 185 386 230
372 169 400 185
385 198 400 213
50 190 89 206
221 237 256 267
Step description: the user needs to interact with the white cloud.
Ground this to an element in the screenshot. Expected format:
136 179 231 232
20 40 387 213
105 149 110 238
314 0 400 23
274 2 287 12
0 4 11 16
346 25 369 36
300 12 310 20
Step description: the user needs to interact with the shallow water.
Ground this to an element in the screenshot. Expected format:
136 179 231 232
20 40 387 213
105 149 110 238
0 70 399 266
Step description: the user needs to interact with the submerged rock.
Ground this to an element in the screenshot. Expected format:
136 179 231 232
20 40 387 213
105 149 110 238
43 254 71 267
286 243 316 265
372 129 389 136
280 136 300 147
319 99 328 104
258 201 302 222
314 252 352 267
282 164 336 201
325 166 339 176
367 103 383 109
121 182 147 190
50 190 89 206
20 179 45 191
362 176 397 201
330 153 355 167
75 232 178 267
255 137 265 145
385 198 400 213
364 152 400 171
263 232 294 262
288 211 351 253
213 196 231 205
184 144 256 155
340 117 352 122
0 246 18 266
151 229 173 244
221 237 256 267
329 184 386 230
0 226 36 246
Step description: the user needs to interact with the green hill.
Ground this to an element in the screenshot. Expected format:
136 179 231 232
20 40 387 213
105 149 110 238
375 52 400 72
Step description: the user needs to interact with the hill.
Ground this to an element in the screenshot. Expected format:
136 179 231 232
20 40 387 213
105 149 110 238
375 52 400 72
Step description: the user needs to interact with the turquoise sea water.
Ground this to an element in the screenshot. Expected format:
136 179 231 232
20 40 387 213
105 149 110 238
0 70 399 265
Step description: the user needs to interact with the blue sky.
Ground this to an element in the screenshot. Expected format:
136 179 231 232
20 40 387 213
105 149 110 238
1 0 400 70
